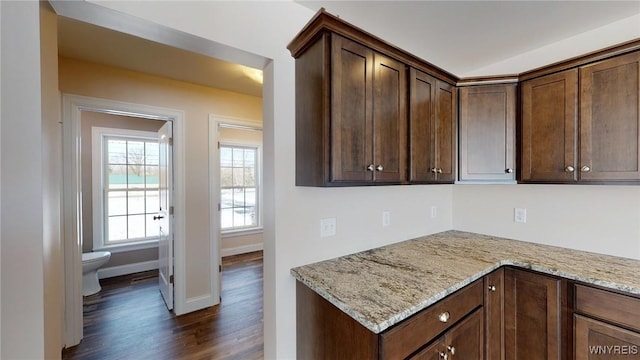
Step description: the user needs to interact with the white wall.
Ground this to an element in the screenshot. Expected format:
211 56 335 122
454 185 640 260
0 1 45 358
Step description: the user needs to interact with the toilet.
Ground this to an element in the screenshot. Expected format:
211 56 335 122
81 251 111 296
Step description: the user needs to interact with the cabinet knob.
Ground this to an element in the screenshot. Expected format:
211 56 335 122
430 168 438 173
581 165 591 172
438 311 450 323
565 166 575 173
376 165 384 172
447 345 456 355
366 164 374 171
437 168 443 174
439 352 449 360
505 168 513 174
488 285 496 292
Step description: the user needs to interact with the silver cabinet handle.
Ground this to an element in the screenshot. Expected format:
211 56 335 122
376 165 383 172
565 166 575 172
437 168 443 174
505 168 513 174
581 165 591 172
447 345 456 355
431 168 438 173
438 311 450 323
439 352 448 360
366 164 374 171
488 285 496 292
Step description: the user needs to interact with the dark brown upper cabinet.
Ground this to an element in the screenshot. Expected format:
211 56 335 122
522 50 640 183
579 51 640 182
459 84 516 182
409 68 457 183
521 69 579 182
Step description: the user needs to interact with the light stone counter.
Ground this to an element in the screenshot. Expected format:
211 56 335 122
290 230 640 334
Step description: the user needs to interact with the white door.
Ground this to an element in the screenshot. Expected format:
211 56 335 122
157 121 174 310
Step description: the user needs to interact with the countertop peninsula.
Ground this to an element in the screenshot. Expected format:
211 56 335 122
290 230 640 334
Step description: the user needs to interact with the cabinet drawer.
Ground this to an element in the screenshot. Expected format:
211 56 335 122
380 280 483 360
575 284 640 332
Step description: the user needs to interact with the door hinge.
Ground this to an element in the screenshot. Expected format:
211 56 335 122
168 137 173 146
219 264 222 272
169 206 174 215
217 141 221 149
169 275 174 284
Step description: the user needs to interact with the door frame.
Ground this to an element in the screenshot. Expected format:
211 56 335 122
62 94 186 346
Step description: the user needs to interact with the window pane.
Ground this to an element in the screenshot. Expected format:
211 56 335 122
108 165 127 190
128 165 145 189
244 167 255 186
245 206 257 226
146 214 159 237
107 191 127 216
245 188 256 207
220 147 232 167
128 215 146 239
233 208 246 227
127 141 145 164
233 148 244 167
107 139 127 164
108 216 127 242
233 189 245 208
128 191 145 214
221 208 233 229
221 189 233 209
145 142 159 165
244 149 256 166
220 167 233 187
146 190 159 213
232 167 244 187
145 165 159 188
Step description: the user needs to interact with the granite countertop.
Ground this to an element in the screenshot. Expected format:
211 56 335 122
290 230 640 334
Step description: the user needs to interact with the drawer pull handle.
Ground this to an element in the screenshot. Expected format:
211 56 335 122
447 345 456 355
438 311 450 323
488 285 496 292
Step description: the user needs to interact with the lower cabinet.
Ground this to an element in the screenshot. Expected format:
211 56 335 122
410 309 483 360
574 284 640 359
504 268 566 360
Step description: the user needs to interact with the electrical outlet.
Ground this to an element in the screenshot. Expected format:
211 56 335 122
382 211 391 227
431 206 437 219
320 218 336 237
514 208 527 223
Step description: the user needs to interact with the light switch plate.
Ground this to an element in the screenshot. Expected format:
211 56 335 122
382 211 391 227
514 208 527 223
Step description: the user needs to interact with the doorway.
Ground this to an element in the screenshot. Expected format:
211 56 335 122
62 94 186 346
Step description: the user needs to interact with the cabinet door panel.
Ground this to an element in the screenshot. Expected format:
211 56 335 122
485 269 504 360
459 85 515 181
410 68 437 182
331 35 374 182
580 51 640 181
575 315 640 360
435 81 457 182
410 338 446 360
446 309 484 359
373 54 407 182
521 69 578 182
505 269 562 360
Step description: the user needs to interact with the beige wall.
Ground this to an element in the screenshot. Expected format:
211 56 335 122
40 3 64 357
219 126 264 256
80 111 163 267
59 56 262 299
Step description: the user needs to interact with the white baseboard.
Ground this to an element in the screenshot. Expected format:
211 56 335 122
98 260 159 279
221 243 264 257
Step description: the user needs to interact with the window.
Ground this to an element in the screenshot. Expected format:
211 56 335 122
220 145 259 231
93 127 160 250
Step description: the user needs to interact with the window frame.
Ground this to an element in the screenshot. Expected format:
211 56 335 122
219 142 262 235
91 127 161 252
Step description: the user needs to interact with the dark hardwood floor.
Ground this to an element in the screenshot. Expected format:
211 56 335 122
62 251 264 360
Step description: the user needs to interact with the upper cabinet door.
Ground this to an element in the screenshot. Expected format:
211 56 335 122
521 69 578 182
409 68 437 182
580 51 640 182
331 35 374 182
459 84 516 182
435 81 457 183
372 53 407 183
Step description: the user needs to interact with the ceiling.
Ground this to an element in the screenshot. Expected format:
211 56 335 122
57 1 640 95
297 1 640 76
57 17 264 98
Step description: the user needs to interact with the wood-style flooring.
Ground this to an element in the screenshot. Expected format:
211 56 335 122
62 251 264 360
